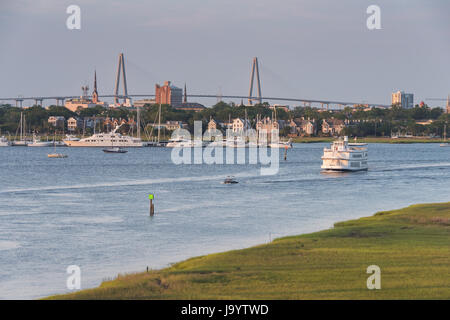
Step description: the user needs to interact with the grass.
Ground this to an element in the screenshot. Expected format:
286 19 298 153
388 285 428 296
291 137 444 144
47 202 450 299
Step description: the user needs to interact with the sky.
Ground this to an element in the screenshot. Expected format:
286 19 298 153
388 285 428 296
0 0 449 107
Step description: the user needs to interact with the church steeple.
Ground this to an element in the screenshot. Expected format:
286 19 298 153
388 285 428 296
92 70 99 104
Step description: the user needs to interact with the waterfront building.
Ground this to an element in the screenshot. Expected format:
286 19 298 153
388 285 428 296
155 81 183 107
134 99 156 108
67 117 82 132
322 119 345 135
207 117 218 133
65 72 107 112
165 121 187 131
48 116 65 127
290 118 316 136
391 91 414 109
232 118 251 133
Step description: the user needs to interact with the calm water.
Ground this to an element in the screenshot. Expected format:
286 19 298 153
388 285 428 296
0 143 449 299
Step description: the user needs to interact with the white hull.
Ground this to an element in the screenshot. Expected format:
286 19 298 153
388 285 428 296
64 140 143 147
0 138 9 147
29 141 53 147
64 130 143 147
11 141 28 146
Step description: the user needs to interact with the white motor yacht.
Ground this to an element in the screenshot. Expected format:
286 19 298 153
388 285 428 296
63 125 143 147
28 134 53 147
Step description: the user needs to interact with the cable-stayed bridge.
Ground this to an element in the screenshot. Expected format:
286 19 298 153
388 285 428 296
1 54 393 109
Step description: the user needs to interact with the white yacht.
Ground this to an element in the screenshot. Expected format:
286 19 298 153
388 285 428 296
166 137 198 148
28 134 53 147
269 138 293 149
0 136 10 147
321 136 368 172
63 125 144 147
64 134 80 142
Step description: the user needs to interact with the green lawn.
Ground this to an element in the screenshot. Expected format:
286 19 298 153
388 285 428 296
48 203 450 299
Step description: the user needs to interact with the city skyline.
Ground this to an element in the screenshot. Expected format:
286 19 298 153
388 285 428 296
1 0 449 107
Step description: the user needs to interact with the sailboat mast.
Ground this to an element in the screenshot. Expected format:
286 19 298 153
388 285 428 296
158 103 161 143
137 105 141 139
444 122 447 141
20 112 23 141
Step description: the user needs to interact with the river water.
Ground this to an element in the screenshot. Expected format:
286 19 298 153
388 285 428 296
0 143 449 299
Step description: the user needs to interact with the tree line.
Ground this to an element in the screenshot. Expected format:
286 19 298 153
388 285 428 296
0 102 448 137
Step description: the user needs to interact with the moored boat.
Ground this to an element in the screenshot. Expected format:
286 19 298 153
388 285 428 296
28 134 53 147
0 136 10 147
103 147 128 153
63 125 143 147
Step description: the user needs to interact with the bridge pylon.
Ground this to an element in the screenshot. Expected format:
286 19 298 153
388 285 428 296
114 53 129 105
248 57 262 105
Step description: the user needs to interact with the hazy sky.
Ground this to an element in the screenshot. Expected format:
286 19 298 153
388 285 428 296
1 0 449 107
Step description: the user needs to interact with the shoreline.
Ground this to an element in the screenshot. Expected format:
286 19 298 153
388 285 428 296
46 202 450 300
291 137 446 144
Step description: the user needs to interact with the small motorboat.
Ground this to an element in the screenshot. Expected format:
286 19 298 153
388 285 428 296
103 147 128 153
223 176 238 184
48 153 68 158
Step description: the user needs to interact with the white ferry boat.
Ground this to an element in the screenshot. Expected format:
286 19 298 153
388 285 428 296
63 126 144 147
321 136 368 172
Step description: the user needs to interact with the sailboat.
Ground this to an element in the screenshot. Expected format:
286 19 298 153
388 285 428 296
440 122 449 147
148 103 167 147
48 132 68 158
11 112 28 146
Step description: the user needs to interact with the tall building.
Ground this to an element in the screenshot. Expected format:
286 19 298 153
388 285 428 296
155 81 183 107
391 91 414 109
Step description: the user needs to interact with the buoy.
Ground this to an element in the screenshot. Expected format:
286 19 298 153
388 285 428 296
149 194 155 216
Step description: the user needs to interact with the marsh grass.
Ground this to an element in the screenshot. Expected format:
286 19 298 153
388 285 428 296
47 203 450 300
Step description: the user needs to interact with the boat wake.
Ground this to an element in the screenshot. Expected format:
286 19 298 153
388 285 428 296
374 162 450 172
0 171 259 194
0 241 21 251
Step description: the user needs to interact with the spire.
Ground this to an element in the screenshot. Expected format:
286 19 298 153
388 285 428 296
94 70 97 91
92 70 99 103
183 83 187 104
